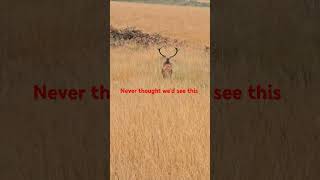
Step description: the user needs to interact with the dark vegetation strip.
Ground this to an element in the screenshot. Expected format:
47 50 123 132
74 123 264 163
110 26 183 47
110 26 211 53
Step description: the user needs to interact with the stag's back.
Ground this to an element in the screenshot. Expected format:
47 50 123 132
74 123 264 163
162 62 172 78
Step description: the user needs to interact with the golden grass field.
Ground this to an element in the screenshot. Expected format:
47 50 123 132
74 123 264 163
111 1 210 179
111 1 210 46
197 0 210 3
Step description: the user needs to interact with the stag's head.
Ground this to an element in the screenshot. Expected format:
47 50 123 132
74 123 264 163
158 47 179 63
158 47 179 79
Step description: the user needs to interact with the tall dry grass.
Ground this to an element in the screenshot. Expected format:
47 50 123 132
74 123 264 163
111 45 210 179
111 2 210 179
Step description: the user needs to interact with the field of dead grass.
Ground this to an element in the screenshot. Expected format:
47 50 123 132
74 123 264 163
197 0 210 3
111 1 210 46
111 2 210 180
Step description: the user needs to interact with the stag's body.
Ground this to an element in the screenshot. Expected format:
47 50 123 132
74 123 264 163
158 47 178 79
162 60 173 78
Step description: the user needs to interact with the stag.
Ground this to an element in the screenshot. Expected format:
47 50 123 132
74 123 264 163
158 47 179 78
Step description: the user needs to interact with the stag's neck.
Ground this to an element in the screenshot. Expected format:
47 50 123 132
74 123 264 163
164 59 171 64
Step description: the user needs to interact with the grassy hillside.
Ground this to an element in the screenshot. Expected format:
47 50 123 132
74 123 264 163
112 0 210 7
111 1 210 46
111 2 210 179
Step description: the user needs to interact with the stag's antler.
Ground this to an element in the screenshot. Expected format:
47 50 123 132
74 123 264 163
158 47 167 58
168 47 179 59
158 47 179 59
